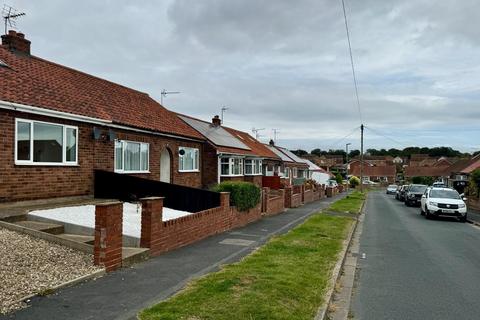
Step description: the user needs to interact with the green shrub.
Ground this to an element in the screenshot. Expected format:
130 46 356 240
471 169 480 197
335 173 343 184
212 181 261 211
349 176 360 187
411 176 434 185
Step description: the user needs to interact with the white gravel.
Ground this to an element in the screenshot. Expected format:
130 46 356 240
29 203 193 238
0 227 101 314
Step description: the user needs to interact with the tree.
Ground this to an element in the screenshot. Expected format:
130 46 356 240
311 148 325 157
348 149 360 158
349 176 360 188
291 149 308 156
470 169 480 197
335 173 343 184
411 176 434 185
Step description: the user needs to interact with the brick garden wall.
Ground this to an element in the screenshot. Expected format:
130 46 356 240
469 197 480 211
262 188 285 216
0 109 203 202
140 193 262 256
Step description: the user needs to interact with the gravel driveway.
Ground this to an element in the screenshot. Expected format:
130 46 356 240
0 227 102 314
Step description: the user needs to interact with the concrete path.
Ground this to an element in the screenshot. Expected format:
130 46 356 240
351 191 480 320
2 194 345 320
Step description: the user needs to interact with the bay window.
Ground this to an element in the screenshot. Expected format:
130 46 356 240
15 119 78 165
115 140 149 173
220 157 244 176
245 159 262 175
179 147 199 172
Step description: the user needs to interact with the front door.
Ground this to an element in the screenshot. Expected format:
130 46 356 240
160 148 171 183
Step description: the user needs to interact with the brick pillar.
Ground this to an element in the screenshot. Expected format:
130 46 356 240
301 184 305 203
262 187 270 213
140 197 164 254
94 201 123 272
220 192 230 208
326 187 333 198
279 189 286 211
284 186 292 208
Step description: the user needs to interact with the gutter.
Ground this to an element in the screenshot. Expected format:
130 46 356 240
0 99 204 143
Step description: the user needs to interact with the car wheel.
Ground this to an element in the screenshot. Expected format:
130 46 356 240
405 200 410 207
425 208 431 219
459 215 467 223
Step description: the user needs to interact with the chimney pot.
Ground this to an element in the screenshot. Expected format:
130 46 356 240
1 30 31 54
212 115 221 126
269 139 275 146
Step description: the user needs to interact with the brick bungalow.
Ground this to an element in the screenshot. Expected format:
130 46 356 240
0 31 206 203
177 114 267 188
403 166 449 183
223 127 282 182
265 141 309 185
442 155 480 193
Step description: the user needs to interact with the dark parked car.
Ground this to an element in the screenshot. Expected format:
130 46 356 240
404 184 428 206
396 185 409 201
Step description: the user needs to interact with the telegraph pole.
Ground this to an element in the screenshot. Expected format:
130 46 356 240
346 142 351 192
360 124 364 192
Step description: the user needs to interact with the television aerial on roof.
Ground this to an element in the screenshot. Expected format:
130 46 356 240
2 5 25 35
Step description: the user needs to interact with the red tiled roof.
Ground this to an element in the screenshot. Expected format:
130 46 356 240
444 158 480 175
404 165 449 177
0 46 203 140
350 165 396 177
223 127 281 160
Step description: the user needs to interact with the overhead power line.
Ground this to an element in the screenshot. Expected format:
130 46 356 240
341 0 363 124
364 126 410 148
326 126 360 151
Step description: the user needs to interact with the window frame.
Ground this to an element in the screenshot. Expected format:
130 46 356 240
244 158 263 176
178 147 200 172
14 118 79 166
114 139 150 174
220 156 244 177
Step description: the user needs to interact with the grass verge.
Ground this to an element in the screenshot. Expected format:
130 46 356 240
140 214 354 320
328 191 366 214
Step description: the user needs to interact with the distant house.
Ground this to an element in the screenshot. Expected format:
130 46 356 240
178 115 268 188
393 156 404 164
442 155 480 193
349 161 397 183
0 31 204 202
302 159 334 185
265 141 309 185
403 166 449 183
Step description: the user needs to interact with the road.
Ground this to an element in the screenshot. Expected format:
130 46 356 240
351 191 480 320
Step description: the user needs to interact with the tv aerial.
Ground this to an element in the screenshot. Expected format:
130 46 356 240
2 5 25 35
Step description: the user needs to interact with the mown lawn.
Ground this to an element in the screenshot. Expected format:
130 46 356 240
140 213 354 320
328 191 366 214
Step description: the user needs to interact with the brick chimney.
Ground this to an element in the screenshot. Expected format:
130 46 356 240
212 115 221 126
1 30 31 54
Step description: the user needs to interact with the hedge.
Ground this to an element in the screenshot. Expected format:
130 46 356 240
212 181 261 211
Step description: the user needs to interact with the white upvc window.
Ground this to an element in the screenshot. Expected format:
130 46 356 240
15 118 78 166
293 167 298 178
285 167 290 178
245 159 262 175
179 147 199 172
114 140 149 173
220 156 244 176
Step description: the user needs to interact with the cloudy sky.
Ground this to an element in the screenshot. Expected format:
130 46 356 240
8 0 480 152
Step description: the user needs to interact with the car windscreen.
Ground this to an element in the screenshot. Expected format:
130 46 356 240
430 190 460 199
388 185 398 189
409 186 427 193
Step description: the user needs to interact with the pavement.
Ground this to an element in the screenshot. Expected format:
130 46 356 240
466 207 480 225
351 191 480 320
1 193 346 320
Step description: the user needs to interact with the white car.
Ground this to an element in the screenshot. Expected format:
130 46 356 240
386 184 398 195
420 187 467 222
